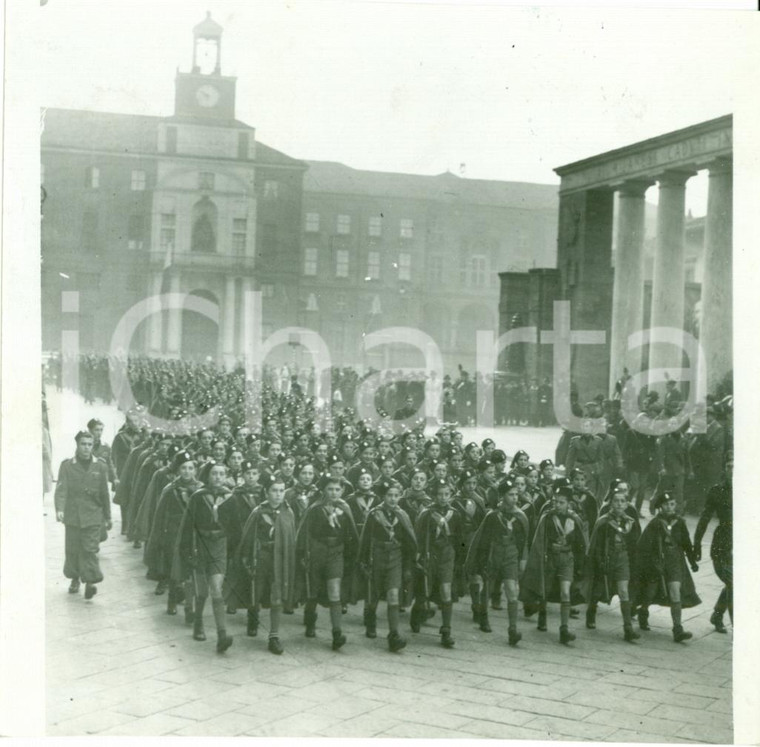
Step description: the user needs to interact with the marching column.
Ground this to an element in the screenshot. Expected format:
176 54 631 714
609 180 652 394
700 159 733 393
223 274 236 368
648 170 695 387
166 271 182 357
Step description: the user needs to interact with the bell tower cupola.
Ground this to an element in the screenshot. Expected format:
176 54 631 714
174 12 237 121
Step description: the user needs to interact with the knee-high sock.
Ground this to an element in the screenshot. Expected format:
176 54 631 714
195 595 207 623
388 604 400 634
329 601 342 632
671 602 683 627
620 600 633 626
469 582 479 606
715 587 728 615
212 597 227 635
507 601 518 629
441 602 453 630
560 601 570 627
269 605 281 637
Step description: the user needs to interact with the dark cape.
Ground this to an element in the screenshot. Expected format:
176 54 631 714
144 478 201 581
295 498 359 607
355 504 417 605
519 508 588 605
582 512 641 604
634 515 701 609
226 502 297 611
464 507 530 580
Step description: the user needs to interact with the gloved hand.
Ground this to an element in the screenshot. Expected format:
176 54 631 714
693 545 702 562
690 561 699 573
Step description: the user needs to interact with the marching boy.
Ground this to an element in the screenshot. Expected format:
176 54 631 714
357 480 417 650
466 479 529 646
520 485 588 644
635 491 700 642
233 477 296 654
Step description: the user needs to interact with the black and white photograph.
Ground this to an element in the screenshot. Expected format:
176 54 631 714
1 0 759 741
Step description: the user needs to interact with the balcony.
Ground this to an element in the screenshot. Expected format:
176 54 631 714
149 251 256 272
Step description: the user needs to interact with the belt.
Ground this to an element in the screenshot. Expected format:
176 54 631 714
551 543 571 553
377 540 401 548
198 529 225 539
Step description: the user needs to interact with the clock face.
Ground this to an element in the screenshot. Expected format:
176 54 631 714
196 84 220 108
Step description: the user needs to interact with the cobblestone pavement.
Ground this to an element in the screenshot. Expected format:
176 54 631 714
44 391 732 739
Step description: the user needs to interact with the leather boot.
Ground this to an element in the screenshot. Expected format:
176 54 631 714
68 578 80 594
508 627 522 647
624 625 640 642
332 629 347 650
268 636 284 655
387 631 406 652
586 604 597 629
184 598 194 625
154 579 167 596
167 593 177 616
193 614 206 641
304 607 317 638
673 625 693 643
537 608 547 631
637 607 651 631
247 608 259 637
479 607 492 633
365 608 377 639
710 610 727 633
559 625 576 644
440 626 455 649
216 631 233 653
410 604 424 633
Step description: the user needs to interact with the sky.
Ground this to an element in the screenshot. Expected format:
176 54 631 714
35 1 756 215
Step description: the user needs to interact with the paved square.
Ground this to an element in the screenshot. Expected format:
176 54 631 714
44 391 732 739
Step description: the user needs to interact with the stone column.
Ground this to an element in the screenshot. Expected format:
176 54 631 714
166 271 182 357
609 180 652 393
239 276 254 372
223 274 236 368
700 159 733 393
147 271 163 356
648 170 695 386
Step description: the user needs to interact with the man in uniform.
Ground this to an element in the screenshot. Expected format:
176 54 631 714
55 431 112 599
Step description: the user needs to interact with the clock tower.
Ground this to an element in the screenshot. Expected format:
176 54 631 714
174 12 237 121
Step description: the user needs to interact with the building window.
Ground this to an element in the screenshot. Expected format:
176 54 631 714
264 180 279 199
398 253 411 281
459 255 488 287
160 213 176 253
305 212 320 233
82 211 98 251
304 247 318 276
166 127 177 154
261 284 275 298
237 132 250 160
428 254 444 284
85 166 100 189
471 255 487 287
335 294 347 312
400 218 414 238
232 218 247 253
131 170 146 191
367 251 380 280
336 214 351 235
199 172 215 191
336 250 349 278
368 216 382 237
127 214 145 250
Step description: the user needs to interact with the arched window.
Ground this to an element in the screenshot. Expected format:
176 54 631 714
191 197 218 253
